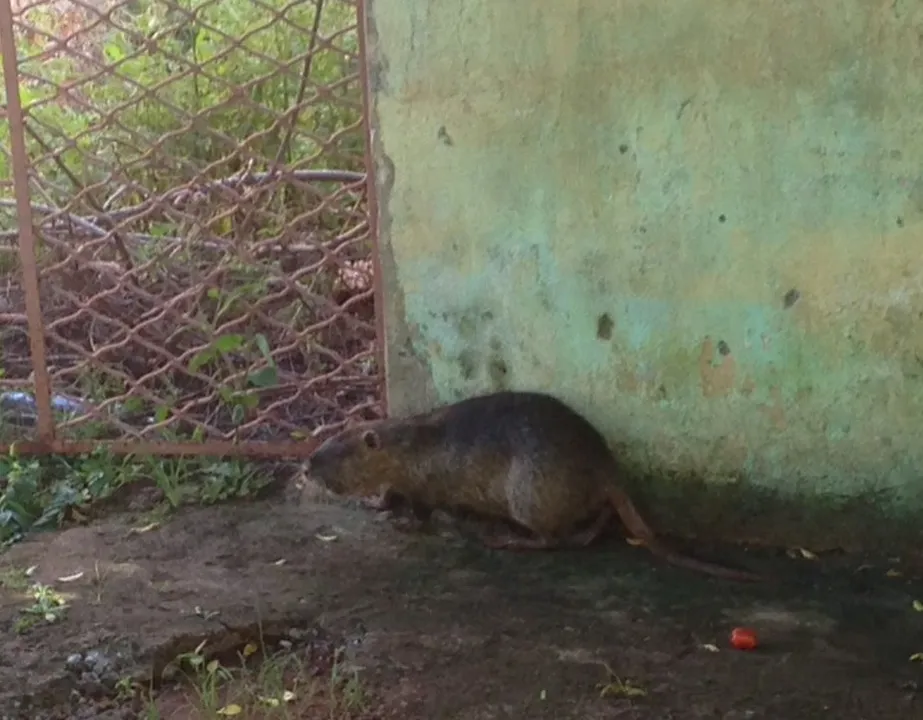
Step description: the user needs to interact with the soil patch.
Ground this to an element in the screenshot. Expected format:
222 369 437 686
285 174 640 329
1 484 921 719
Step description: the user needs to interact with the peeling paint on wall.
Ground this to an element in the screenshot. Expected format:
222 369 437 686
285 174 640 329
365 0 923 549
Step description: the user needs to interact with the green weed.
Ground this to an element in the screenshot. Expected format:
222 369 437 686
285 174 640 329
0 446 266 546
0 0 372 437
5 0 363 202
14 582 68 633
146 638 371 718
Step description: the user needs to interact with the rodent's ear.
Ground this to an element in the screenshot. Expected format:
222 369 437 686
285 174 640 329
361 429 382 450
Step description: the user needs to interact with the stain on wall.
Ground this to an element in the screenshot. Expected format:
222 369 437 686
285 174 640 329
365 0 923 549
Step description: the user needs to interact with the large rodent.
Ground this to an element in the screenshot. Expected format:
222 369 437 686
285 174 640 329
308 390 761 582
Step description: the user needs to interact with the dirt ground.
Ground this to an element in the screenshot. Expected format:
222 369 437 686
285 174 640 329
1 479 922 720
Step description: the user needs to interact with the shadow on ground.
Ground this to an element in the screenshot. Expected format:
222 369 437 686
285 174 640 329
1 481 921 719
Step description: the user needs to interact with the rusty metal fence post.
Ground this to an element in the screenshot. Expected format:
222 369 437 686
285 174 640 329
356 0 386 419
0 0 55 446
0 0 382 459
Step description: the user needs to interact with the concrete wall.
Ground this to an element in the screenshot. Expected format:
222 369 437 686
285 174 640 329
363 0 923 551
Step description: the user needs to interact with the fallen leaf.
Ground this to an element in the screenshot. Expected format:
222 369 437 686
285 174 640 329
273 558 287 566
798 548 817 560
259 690 296 707
57 571 84 583
243 643 258 657
701 643 720 653
315 533 338 543
625 538 644 547
25 566 37 576
886 569 903 578
128 522 160 536
217 704 242 716
540 689 547 700
910 653 923 663
913 600 923 613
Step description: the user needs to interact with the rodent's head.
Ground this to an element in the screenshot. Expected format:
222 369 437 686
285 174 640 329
307 424 387 495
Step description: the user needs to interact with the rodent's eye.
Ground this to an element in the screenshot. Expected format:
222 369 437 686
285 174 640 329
361 429 382 450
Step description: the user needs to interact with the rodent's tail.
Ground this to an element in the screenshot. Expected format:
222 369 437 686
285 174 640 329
606 487 762 583
653 543 763 582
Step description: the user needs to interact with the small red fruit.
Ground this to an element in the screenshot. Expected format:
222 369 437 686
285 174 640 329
730 627 759 650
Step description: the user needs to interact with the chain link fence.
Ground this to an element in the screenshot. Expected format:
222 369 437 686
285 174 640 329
0 0 382 457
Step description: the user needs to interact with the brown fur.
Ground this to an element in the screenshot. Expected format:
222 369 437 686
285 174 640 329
308 391 761 582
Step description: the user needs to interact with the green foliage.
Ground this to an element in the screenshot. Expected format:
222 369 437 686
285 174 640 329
0 446 264 545
187 331 279 425
0 0 369 435
0 449 134 544
146 454 260 508
14 582 68 633
4 0 362 205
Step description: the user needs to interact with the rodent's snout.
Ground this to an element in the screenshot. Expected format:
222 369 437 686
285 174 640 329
305 456 322 481
304 455 321 480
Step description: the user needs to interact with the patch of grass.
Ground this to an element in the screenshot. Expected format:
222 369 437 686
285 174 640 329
149 456 262 509
0 564 32 591
0 446 268 547
596 662 646 700
142 639 372 719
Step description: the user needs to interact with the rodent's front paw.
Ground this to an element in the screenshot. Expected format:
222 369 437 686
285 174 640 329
360 494 392 511
390 515 427 534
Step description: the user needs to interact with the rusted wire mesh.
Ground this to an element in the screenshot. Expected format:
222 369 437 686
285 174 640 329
0 0 381 455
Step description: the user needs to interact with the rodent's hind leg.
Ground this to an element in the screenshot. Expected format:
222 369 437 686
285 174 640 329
606 485 657 544
485 508 611 551
562 507 613 548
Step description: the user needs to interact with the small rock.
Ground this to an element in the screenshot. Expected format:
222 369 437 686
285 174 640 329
92 657 112 675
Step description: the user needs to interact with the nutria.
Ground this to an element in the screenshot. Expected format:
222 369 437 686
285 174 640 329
308 390 761 582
